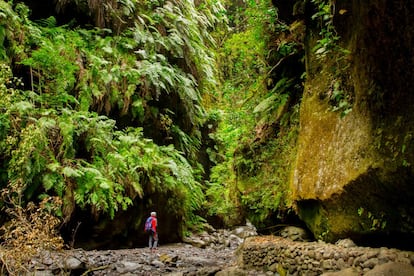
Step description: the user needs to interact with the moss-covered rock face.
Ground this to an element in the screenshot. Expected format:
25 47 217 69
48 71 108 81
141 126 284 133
291 0 414 245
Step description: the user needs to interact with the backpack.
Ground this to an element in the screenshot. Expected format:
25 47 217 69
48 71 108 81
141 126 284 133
144 217 153 233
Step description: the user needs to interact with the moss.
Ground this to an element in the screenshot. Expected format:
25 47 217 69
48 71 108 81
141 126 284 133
291 0 414 243
296 165 414 243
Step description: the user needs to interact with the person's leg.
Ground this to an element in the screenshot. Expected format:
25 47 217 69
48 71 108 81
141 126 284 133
149 233 153 249
153 232 158 248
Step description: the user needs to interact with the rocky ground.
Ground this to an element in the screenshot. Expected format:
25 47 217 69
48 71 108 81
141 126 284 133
3 225 414 275
20 224 257 276
29 243 236 275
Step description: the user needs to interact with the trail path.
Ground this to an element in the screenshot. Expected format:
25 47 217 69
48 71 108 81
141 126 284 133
29 243 238 275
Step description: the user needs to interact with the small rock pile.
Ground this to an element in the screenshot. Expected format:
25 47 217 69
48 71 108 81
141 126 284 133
236 235 414 275
183 222 258 250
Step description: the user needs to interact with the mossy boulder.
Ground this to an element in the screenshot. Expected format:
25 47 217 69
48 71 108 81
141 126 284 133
291 0 414 247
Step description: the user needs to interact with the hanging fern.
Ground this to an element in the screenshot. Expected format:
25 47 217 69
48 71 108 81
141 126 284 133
0 0 223 235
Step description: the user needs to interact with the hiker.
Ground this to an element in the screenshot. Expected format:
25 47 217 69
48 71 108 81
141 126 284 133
145 211 158 252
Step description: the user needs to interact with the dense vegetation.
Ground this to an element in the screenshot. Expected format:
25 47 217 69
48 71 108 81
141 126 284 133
0 0 310 258
205 0 304 228
0 0 223 236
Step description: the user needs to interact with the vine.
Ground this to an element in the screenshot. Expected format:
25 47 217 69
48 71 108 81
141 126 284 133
311 0 341 58
311 0 352 117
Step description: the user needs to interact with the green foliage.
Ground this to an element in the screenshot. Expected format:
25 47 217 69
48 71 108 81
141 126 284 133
0 1 25 61
311 0 339 58
206 0 303 226
20 28 80 108
357 207 387 231
0 0 303 237
329 79 352 117
310 0 353 117
241 186 283 224
0 0 223 233
253 78 291 124
1 80 203 220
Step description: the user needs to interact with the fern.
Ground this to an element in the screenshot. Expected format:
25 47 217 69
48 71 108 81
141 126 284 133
35 16 57 28
0 0 222 231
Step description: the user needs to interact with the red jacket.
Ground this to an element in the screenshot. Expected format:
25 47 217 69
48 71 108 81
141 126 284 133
150 216 157 233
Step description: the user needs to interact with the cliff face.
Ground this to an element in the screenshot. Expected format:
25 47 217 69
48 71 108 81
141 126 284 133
291 0 414 247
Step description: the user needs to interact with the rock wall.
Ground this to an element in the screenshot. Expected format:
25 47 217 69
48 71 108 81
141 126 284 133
290 0 414 245
237 236 414 275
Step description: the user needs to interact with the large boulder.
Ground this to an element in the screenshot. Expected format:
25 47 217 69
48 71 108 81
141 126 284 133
291 0 414 246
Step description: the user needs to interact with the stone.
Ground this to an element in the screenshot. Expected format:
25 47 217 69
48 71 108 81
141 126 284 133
228 234 243 248
215 266 248 276
151 259 165 268
63 257 83 270
320 267 360 276
335 239 356 248
267 262 279 272
41 256 54 266
184 256 217 267
336 258 348 270
203 223 216 234
280 226 309 241
33 271 55 276
364 262 414 276
159 253 179 264
183 236 207 248
231 225 257 239
322 259 334 270
362 258 379 269
115 261 142 273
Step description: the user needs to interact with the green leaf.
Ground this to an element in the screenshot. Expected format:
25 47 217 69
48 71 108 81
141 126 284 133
62 166 81 178
47 163 61 172
100 181 111 189
43 174 56 191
